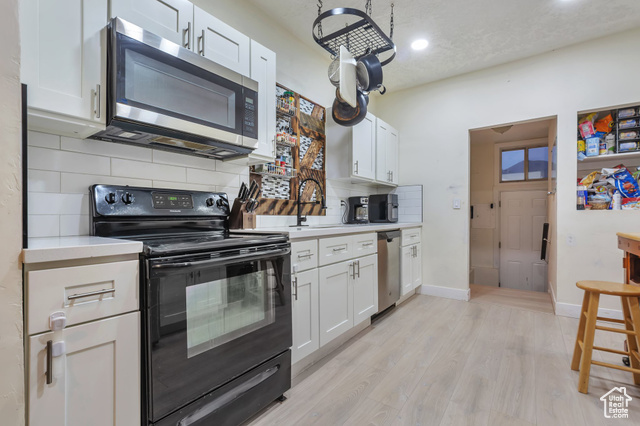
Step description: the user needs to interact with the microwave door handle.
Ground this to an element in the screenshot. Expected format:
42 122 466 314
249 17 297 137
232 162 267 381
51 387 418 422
151 247 291 269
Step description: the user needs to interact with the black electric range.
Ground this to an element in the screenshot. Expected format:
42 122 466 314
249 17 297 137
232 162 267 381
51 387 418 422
90 184 292 426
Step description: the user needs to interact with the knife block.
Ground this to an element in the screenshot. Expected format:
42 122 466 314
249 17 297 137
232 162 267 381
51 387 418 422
229 199 256 229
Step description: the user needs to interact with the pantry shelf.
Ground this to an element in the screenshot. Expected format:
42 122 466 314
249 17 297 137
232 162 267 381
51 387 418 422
580 151 640 163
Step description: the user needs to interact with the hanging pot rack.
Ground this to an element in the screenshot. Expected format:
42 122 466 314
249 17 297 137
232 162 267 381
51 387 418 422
312 4 396 66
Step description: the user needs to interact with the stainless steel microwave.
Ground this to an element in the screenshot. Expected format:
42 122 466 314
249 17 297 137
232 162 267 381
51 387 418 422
90 17 258 161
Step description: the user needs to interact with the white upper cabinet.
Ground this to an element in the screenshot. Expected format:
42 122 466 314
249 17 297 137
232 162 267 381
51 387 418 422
326 111 377 183
375 118 399 186
21 0 107 138
193 6 250 77
110 0 194 48
249 40 277 163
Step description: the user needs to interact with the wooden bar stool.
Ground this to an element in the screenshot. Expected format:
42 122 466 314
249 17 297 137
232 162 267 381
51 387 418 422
571 280 640 393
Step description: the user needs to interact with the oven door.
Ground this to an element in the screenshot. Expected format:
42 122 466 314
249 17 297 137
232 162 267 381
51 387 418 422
146 243 291 422
110 18 258 147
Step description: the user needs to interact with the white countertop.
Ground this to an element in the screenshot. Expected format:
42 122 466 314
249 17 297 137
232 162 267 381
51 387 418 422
23 236 144 264
236 222 422 240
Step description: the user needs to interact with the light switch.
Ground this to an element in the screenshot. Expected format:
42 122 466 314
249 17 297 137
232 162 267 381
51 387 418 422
453 198 461 209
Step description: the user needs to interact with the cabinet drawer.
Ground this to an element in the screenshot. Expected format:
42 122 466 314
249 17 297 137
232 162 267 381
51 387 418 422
318 235 353 266
27 260 139 335
291 239 318 272
352 233 377 257
401 227 421 246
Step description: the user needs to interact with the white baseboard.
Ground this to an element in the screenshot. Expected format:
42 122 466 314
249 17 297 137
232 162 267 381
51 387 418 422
554 301 623 320
419 284 470 301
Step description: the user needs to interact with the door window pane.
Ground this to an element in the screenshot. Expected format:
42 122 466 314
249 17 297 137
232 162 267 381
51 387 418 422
528 146 548 180
501 149 525 181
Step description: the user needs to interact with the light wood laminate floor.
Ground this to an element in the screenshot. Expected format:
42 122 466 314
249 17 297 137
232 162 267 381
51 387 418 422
246 294 640 425
469 284 554 314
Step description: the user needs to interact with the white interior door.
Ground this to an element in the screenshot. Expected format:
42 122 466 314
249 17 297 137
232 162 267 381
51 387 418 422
499 190 547 292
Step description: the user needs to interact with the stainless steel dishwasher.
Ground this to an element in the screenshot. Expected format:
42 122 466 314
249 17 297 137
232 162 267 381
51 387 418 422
377 230 401 313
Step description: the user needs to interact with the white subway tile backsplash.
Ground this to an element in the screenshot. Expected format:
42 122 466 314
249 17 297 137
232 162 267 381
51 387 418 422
152 181 217 192
61 173 152 194
187 168 240 188
216 159 250 174
111 158 186 182
28 131 60 149
28 170 60 193
28 215 59 238
60 215 90 236
152 149 218 170
29 146 111 175
61 137 153 161
28 193 89 215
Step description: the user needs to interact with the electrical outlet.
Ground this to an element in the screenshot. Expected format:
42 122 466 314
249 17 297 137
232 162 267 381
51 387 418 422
453 198 461 209
566 234 576 246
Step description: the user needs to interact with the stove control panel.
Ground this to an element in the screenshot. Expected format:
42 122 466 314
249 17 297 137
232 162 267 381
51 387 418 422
91 185 230 217
152 193 193 209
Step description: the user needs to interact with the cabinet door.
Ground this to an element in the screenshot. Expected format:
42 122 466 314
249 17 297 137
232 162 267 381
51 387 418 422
249 40 277 159
21 0 107 125
110 0 193 48
387 125 399 184
193 6 250 77
318 261 353 346
353 255 378 326
292 269 319 364
412 244 423 289
352 112 376 180
28 312 140 426
400 245 414 296
375 118 389 182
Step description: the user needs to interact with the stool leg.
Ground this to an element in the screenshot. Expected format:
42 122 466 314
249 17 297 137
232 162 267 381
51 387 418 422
624 297 640 385
578 292 599 394
571 291 591 371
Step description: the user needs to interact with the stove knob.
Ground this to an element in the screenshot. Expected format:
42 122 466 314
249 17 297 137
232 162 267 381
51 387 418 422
105 192 117 204
216 198 228 208
122 192 134 205
206 197 215 207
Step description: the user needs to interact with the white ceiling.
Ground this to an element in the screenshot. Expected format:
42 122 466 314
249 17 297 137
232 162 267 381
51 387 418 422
247 0 640 92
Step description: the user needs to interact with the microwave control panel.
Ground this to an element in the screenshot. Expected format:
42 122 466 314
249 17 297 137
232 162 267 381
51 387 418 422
242 88 258 140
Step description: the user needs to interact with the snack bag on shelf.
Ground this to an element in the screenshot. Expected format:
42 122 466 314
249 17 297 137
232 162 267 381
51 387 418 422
595 114 614 133
578 113 597 139
622 197 640 209
602 167 640 198
579 171 599 188
577 140 586 160
619 108 637 119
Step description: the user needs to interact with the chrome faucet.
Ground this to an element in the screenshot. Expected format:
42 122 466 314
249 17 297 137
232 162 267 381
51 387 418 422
293 177 327 227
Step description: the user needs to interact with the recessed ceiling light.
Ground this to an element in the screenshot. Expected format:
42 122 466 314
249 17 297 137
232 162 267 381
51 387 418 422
411 39 429 50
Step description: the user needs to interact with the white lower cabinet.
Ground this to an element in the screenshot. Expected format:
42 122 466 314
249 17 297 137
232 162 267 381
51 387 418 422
318 260 354 347
28 312 140 426
353 254 378 326
318 254 378 347
292 269 319 364
401 243 422 295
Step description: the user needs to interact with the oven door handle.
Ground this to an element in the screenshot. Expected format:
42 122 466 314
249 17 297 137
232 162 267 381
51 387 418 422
150 247 291 269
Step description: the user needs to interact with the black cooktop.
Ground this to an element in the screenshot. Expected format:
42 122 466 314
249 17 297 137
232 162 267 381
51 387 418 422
133 231 288 255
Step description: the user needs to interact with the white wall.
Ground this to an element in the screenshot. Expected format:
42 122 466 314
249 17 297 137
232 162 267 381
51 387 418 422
0 0 24 423
376 27 640 311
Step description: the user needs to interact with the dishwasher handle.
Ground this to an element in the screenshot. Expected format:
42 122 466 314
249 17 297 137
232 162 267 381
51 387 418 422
377 230 401 241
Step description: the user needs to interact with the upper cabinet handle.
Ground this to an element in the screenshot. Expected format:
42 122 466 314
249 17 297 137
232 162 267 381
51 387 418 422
198 30 205 56
183 22 192 49
94 84 101 119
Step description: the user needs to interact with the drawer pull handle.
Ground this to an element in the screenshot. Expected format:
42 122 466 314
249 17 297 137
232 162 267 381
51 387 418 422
297 253 313 259
363 242 374 247
46 340 53 385
68 288 115 300
332 247 345 252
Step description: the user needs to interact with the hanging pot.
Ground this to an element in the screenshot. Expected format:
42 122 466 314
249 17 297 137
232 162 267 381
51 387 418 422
356 53 384 93
332 88 368 127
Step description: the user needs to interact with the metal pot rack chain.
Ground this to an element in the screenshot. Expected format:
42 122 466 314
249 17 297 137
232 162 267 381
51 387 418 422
313 1 396 66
